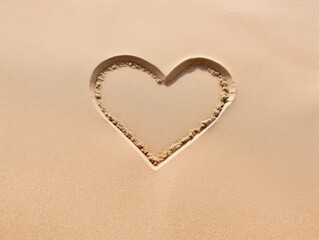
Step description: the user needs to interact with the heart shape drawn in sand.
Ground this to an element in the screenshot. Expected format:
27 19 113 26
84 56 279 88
90 55 236 170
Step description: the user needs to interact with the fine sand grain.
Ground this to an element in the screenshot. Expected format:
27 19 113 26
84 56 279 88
1 1 318 240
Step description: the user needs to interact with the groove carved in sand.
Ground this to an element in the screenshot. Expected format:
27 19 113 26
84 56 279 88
90 56 235 168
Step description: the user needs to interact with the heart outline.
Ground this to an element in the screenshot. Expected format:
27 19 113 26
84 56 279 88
90 55 236 170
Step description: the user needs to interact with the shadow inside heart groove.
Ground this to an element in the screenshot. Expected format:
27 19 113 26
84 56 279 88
90 55 235 169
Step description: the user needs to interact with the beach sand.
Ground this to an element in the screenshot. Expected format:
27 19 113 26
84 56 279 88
0 1 318 239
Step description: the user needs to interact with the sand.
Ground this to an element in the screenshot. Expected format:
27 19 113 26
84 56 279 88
0 1 318 240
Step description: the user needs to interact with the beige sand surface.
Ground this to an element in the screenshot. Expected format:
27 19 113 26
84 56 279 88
0 1 319 239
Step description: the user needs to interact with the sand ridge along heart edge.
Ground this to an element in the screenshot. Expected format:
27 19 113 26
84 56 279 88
90 55 236 170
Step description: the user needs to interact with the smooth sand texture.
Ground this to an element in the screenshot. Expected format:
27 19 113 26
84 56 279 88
0 1 319 239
